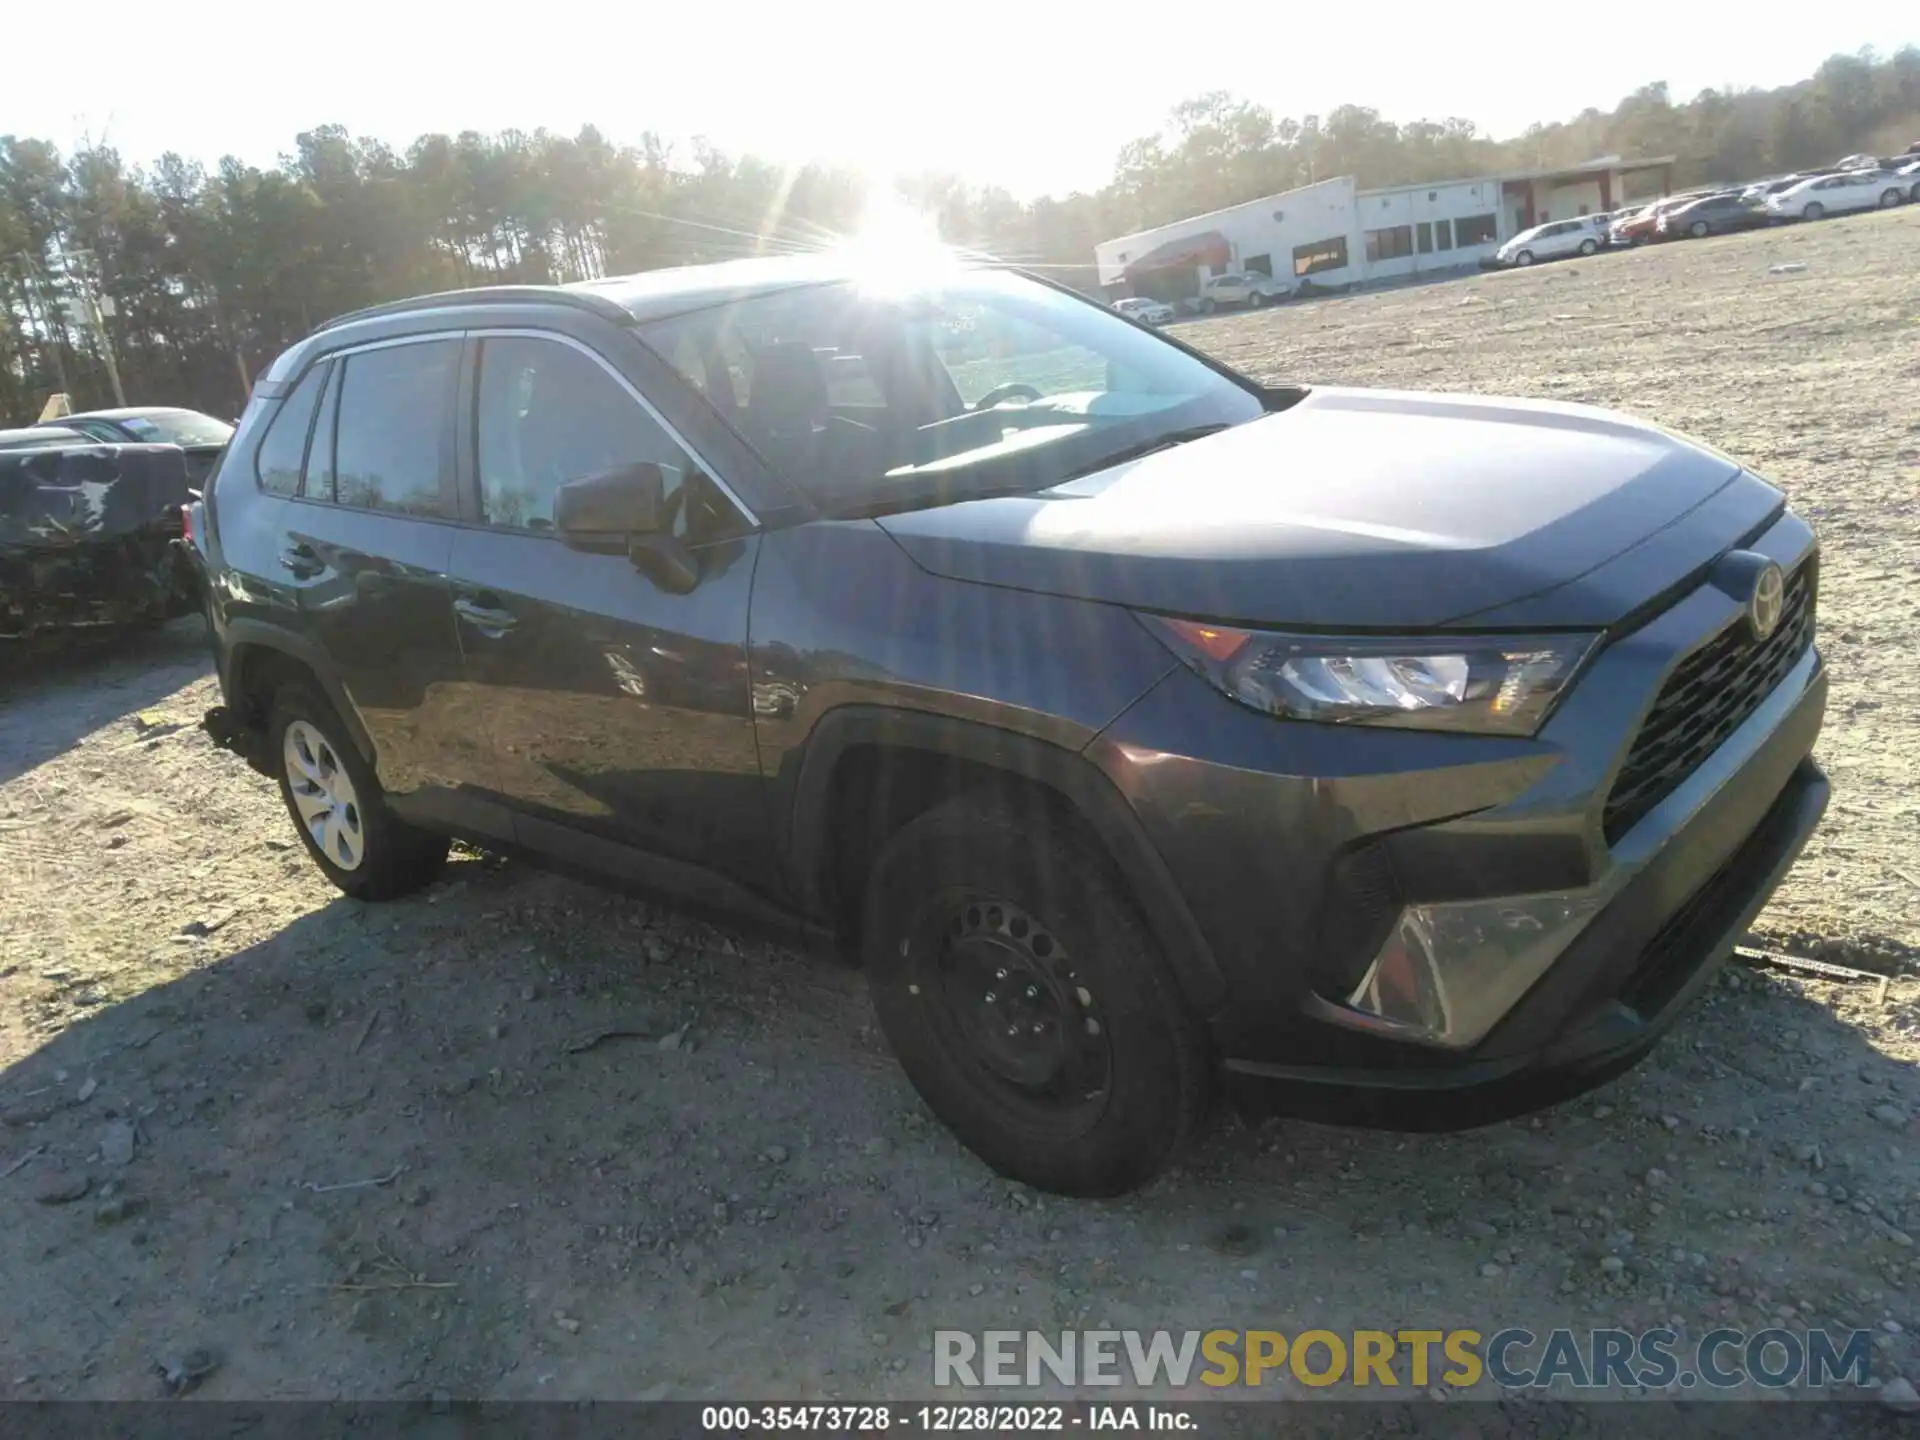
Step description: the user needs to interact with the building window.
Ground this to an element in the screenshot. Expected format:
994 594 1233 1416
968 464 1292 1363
1416 222 1434 254
1244 254 1273 277
1435 219 1453 251
1455 214 1498 246
1364 225 1414 263
1292 236 1349 277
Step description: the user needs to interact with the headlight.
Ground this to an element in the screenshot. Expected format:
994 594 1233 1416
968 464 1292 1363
1142 617 1597 736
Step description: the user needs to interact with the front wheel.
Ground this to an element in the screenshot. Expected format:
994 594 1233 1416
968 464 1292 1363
861 794 1212 1197
1803 201 1825 221
270 683 449 900
1578 238 1598 256
1882 189 1905 208
1514 250 1535 266
1247 290 1266 309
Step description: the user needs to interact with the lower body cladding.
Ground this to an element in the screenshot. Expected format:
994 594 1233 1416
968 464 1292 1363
1087 519 1827 1130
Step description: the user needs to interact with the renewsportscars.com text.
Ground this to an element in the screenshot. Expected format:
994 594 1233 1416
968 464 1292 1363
933 1327 1876 1392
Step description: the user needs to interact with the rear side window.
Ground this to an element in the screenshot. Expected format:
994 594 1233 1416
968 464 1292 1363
253 363 328 496
330 339 460 517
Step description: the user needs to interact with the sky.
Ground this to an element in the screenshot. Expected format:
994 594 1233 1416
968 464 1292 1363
2 0 1913 201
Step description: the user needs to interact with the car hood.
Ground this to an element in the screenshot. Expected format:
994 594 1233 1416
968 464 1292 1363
875 387 1784 631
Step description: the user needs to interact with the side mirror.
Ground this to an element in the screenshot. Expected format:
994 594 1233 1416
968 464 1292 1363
553 461 698 595
554 462 667 553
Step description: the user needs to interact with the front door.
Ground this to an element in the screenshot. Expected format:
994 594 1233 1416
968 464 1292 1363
443 331 777 899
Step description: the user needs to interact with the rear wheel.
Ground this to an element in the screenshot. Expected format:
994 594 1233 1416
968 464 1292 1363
860 794 1211 1197
1881 188 1905 208
269 683 448 900
1247 290 1266 309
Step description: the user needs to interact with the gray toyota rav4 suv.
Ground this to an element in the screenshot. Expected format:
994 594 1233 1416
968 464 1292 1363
186 255 1827 1196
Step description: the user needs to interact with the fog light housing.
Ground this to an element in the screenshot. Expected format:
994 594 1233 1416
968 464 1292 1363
1347 890 1603 1048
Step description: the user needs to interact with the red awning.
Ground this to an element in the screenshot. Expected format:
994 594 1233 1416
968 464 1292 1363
1121 230 1230 281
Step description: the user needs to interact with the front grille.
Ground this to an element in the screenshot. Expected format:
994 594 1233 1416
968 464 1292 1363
1602 560 1815 845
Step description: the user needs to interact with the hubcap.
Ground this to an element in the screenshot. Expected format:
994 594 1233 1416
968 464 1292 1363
283 720 365 871
935 899 1109 1103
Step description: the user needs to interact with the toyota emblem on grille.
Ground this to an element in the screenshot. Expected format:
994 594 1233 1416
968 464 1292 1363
1746 561 1786 643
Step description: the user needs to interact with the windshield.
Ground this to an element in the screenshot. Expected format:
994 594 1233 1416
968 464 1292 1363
116 410 234 447
639 267 1268 514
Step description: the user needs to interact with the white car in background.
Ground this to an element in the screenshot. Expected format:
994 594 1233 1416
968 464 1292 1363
1494 214 1610 267
1765 169 1909 221
1112 296 1176 325
1195 271 1292 312
1898 160 1920 204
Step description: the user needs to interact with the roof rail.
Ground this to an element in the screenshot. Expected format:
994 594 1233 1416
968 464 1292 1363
314 285 633 333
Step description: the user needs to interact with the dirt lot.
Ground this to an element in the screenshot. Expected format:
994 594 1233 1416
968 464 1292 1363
3 209 1919 1415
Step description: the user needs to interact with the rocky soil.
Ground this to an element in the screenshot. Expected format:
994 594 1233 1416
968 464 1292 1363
2 207 1917 1422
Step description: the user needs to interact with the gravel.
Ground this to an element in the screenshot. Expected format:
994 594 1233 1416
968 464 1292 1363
1 210 1917 1402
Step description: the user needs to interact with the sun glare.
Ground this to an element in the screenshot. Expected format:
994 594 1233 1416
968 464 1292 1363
837 188 954 295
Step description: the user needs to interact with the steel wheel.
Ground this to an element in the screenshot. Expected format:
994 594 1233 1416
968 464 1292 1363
283 719 365 871
934 897 1111 1113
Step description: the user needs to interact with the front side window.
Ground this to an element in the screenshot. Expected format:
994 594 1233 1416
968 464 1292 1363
473 336 701 533
330 340 459 517
254 362 328 496
641 266 1267 516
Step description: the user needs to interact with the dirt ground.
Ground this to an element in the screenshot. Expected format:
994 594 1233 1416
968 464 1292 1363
3 209 1919 1415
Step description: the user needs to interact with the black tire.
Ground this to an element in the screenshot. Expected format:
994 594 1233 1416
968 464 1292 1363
1515 249 1535 266
860 793 1211 1197
1578 238 1598 255
1881 189 1905 208
1688 220 1709 238
1802 201 1824 221
268 682 448 901
1247 290 1266 309
1197 297 1216 315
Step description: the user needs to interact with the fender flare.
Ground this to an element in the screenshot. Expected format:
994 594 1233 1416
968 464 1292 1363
221 618 376 765
783 706 1228 1013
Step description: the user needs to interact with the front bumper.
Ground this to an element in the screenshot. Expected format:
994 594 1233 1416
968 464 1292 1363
1086 510 1826 1127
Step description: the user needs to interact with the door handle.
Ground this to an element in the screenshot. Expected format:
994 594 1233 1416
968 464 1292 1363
279 542 324 579
453 595 519 634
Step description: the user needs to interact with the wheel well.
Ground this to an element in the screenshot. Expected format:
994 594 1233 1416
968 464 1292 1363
820 745 1099 943
227 643 318 738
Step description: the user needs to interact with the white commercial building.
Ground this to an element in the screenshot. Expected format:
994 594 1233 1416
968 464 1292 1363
1094 155 1675 302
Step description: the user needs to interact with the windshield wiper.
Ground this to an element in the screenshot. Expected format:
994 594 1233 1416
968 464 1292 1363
1063 422 1235 480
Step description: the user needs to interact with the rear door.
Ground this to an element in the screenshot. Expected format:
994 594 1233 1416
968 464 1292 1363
442 329 777 896
268 335 476 830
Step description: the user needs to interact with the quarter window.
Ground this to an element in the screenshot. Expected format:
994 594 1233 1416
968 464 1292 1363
331 340 459 517
473 336 699 534
254 362 328 497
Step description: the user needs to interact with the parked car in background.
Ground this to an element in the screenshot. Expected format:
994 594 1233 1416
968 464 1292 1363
1493 214 1609 267
1113 296 1176 326
1897 160 1920 204
1742 176 1807 201
1765 169 1908 221
1657 192 1773 239
0 425 93 451
1195 271 1291 312
35 406 233 488
1610 193 1714 245
186 255 1829 1195
2 441 199 651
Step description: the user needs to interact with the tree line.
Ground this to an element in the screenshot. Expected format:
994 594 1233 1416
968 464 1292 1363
2 46 1915 422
